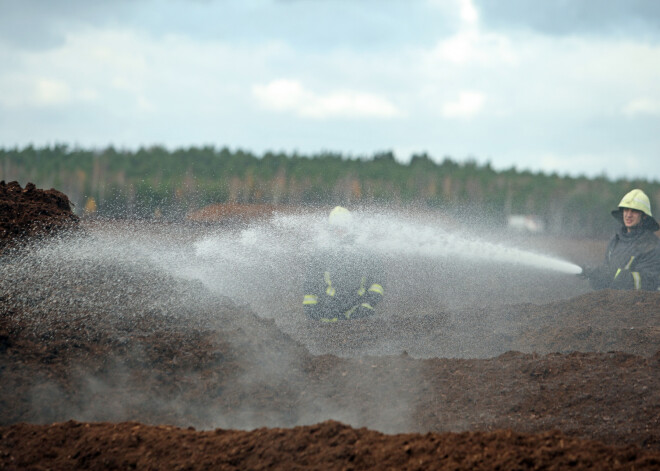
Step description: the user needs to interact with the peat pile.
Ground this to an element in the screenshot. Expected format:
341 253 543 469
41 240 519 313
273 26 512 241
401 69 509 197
0 180 79 254
2 420 659 470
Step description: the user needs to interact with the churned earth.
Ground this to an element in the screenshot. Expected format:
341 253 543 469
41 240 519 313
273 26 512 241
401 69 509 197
0 180 79 256
1 182 660 470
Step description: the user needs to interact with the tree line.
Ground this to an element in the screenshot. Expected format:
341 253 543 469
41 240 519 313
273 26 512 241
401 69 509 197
2 144 658 237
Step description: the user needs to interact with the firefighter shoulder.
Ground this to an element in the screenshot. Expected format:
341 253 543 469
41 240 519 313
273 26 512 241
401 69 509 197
302 206 385 322
583 189 660 291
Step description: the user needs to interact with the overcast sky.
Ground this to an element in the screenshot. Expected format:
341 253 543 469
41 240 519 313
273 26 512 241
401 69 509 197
1 0 659 181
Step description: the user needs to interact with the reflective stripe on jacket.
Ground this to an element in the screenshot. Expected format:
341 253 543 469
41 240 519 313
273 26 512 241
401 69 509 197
590 226 660 291
303 247 385 321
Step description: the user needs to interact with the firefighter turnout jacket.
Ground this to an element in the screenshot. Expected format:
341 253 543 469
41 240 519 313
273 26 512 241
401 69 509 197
303 247 385 322
589 224 660 291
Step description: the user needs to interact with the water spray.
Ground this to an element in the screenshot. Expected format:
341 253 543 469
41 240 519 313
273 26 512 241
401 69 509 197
1 209 585 331
336 212 583 275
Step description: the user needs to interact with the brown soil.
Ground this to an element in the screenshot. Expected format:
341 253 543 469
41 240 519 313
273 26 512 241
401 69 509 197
0 180 79 255
2 185 660 470
3 421 658 470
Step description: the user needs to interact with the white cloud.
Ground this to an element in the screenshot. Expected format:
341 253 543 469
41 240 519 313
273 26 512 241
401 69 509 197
252 79 306 111
430 29 517 65
34 78 71 105
0 28 273 117
0 76 73 107
424 0 514 66
623 98 660 117
458 0 479 26
252 79 401 119
442 91 485 118
0 29 150 112
426 0 479 27
438 31 474 63
78 87 99 102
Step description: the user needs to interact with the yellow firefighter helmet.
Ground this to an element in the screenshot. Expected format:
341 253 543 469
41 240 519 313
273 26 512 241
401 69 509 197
617 189 652 216
328 206 352 227
611 189 659 231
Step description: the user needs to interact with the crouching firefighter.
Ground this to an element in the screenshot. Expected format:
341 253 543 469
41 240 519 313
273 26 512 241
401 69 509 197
303 206 385 322
581 189 660 291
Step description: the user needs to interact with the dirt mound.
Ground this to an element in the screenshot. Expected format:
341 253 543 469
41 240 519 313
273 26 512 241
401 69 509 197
0 181 79 254
3 420 659 471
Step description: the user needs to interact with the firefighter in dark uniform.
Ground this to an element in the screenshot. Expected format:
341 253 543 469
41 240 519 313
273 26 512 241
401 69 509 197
582 189 660 291
303 206 385 322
